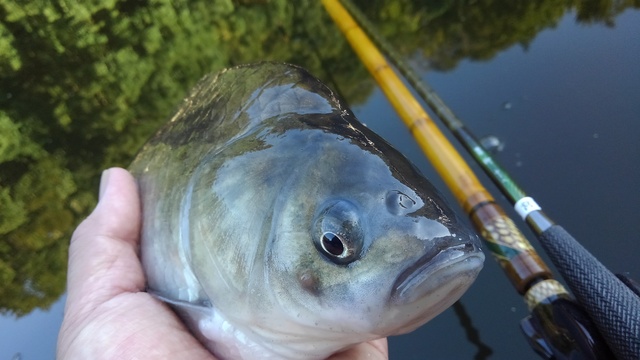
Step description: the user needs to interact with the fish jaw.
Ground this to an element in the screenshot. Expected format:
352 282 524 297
391 237 484 305
386 236 485 334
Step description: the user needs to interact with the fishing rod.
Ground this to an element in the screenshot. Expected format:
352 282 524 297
332 1 640 359
320 0 618 359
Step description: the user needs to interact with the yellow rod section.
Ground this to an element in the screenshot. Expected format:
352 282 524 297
322 0 493 213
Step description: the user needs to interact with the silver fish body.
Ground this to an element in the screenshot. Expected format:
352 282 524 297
129 62 484 360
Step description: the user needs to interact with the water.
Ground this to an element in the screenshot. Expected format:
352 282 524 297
1 1 639 359
356 9 640 359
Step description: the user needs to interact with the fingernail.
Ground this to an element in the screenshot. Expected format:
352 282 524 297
99 169 111 201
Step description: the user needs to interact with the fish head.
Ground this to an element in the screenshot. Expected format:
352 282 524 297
264 116 484 341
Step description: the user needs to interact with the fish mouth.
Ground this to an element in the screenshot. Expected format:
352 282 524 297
390 238 484 305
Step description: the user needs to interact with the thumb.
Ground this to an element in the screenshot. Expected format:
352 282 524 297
65 168 143 312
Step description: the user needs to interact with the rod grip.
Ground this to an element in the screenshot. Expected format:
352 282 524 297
538 225 640 360
471 204 551 293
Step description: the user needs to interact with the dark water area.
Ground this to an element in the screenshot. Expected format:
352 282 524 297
355 9 640 359
1 1 639 359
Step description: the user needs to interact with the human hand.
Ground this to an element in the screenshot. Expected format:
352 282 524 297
57 167 389 360
57 167 214 359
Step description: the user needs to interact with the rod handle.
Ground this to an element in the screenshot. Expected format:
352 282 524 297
537 225 640 360
471 203 551 293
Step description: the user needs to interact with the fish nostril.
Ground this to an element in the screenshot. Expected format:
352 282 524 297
386 190 417 215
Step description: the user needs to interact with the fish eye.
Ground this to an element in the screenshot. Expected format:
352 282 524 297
321 232 348 257
313 200 364 265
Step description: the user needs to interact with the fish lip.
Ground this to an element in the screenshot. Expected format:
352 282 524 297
390 239 483 305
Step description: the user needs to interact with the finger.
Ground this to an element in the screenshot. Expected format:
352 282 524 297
329 338 389 360
94 167 141 245
65 167 143 312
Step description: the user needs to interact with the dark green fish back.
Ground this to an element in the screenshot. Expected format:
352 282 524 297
146 63 339 150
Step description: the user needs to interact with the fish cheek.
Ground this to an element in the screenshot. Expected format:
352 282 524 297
297 270 321 296
289 248 329 298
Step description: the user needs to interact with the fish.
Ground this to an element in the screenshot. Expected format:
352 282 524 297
129 62 484 360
